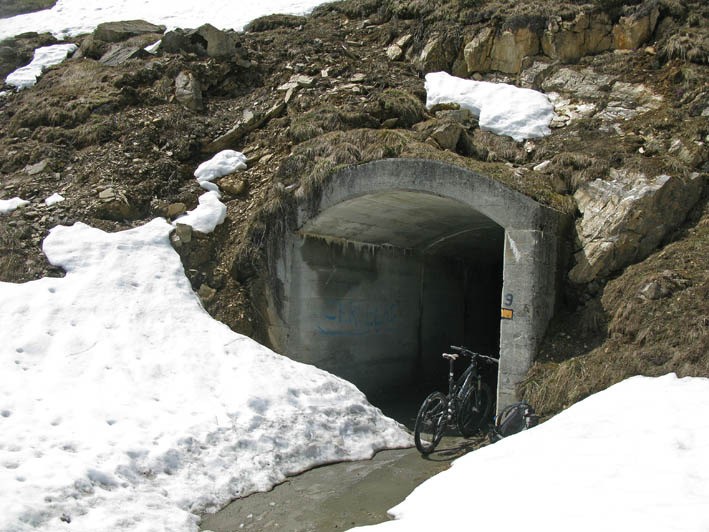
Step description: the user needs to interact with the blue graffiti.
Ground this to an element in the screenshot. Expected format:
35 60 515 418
317 300 400 336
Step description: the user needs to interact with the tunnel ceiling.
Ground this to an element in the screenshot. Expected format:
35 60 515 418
299 190 504 259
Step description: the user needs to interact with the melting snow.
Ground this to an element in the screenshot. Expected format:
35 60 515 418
425 71 555 142
0 219 410 532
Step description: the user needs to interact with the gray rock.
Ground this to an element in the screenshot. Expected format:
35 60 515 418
198 283 217 302
386 44 404 61
166 203 187 218
594 82 664 123
569 171 704 284
541 67 615 100
175 223 193 244
161 24 245 60
94 20 166 43
99 44 146 66
175 71 204 112
98 187 116 200
204 102 285 153
24 160 49 176
434 108 477 128
414 33 458 73
429 122 464 151
218 177 248 196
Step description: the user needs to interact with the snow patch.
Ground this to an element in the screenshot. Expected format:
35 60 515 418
5 43 77 90
425 71 555 142
45 193 65 206
174 191 227 234
0 197 30 214
194 150 248 185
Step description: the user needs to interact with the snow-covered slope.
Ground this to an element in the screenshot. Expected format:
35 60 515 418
351 374 709 532
0 0 328 40
0 219 410 532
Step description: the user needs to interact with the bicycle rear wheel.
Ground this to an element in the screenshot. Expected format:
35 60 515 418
457 382 493 437
414 392 447 454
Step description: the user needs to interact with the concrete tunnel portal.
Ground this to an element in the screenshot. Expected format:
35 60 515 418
264 159 564 413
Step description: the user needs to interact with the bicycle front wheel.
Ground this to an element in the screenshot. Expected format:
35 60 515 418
457 382 493 437
414 391 447 455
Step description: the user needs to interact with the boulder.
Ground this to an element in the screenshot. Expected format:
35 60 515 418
166 202 187 219
463 27 495 73
174 223 193 244
612 4 660 50
542 12 613 62
93 20 166 43
244 14 306 32
174 71 204 112
99 44 146 66
386 44 404 61
569 171 703 284
218 176 248 196
414 33 459 73
433 108 478 128
23 159 49 176
198 283 217 303
386 35 411 61
463 26 541 74
161 24 245 60
429 122 464 151
490 27 539 74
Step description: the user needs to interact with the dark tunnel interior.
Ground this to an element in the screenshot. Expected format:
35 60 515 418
296 190 504 422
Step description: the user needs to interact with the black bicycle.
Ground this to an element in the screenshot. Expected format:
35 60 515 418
414 345 499 455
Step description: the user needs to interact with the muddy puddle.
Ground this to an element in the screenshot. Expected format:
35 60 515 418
201 395 487 532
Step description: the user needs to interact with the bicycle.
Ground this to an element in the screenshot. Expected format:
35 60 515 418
414 345 499 455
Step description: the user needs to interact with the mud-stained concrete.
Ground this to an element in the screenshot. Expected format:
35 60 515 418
200 434 484 532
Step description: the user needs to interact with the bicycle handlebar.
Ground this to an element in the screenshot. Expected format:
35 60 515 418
450 345 499 364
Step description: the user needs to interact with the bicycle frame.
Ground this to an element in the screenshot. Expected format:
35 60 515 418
414 345 499 454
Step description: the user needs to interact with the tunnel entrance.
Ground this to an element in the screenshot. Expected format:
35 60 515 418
297 191 505 403
264 159 564 413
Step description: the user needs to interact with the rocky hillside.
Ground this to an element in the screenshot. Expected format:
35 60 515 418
1 0 706 416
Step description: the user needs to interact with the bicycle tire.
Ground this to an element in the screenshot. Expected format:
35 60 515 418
456 381 494 437
414 391 447 454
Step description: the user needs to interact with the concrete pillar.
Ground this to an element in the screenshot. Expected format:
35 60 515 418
498 228 558 409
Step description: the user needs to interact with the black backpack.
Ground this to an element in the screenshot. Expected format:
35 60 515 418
490 401 539 442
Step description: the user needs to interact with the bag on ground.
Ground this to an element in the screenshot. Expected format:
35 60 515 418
490 401 539 441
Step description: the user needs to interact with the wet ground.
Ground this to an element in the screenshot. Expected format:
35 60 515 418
199 435 484 532
200 396 488 532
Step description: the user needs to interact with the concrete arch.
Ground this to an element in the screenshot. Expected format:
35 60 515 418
267 158 565 410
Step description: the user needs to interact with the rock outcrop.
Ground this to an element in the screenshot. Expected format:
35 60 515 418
451 2 662 75
570 171 704 284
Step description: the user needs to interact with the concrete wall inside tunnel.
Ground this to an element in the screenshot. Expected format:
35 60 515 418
265 158 565 411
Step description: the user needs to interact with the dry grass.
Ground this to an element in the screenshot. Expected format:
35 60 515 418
471 130 528 164
289 106 379 143
660 30 709 65
370 89 428 128
546 152 610 194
